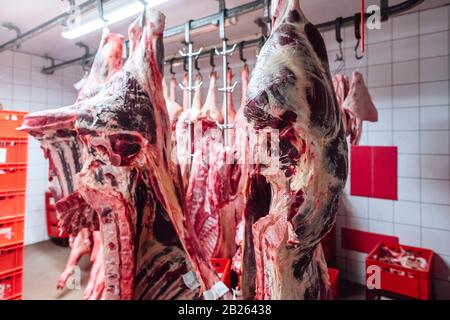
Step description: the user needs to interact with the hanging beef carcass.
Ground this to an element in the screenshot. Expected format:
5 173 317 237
22 9 227 300
175 73 204 189
231 62 250 277
20 30 124 293
332 72 378 145
241 0 348 299
183 61 248 261
201 71 224 123
163 73 183 168
163 79 182 124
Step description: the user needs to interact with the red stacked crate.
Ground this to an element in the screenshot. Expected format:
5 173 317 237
45 191 68 239
366 242 434 300
0 110 27 300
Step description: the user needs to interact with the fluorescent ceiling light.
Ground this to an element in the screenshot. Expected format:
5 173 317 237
62 0 168 39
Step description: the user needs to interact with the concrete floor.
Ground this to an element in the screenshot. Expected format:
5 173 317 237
23 240 90 300
23 240 366 300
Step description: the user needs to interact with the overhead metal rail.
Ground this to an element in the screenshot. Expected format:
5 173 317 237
0 0 98 53
316 0 424 31
40 0 268 74
0 0 424 74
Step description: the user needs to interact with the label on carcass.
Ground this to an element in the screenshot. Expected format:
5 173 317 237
0 227 13 240
203 281 229 300
0 148 6 163
182 271 200 290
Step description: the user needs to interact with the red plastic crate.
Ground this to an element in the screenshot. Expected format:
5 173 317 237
0 191 26 220
366 242 434 300
0 110 28 139
0 217 24 247
45 192 58 226
0 269 23 300
45 192 67 239
0 243 23 275
328 268 339 300
0 164 27 193
211 258 231 288
0 138 28 164
6 293 22 300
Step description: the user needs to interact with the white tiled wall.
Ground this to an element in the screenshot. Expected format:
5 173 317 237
324 5 450 299
0 50 81 245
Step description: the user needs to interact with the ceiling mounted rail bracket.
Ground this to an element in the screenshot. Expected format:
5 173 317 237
76 42 91 70
2 23 22 49
262 0 272 35
380 0 389 21
96 0 107 25
42 55 56 75
0 0 97 54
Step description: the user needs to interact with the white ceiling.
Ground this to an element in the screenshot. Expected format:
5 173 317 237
0 0 447 64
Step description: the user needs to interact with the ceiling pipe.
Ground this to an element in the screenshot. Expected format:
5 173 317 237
163 0 265 38
42 0 424 74
316 0 424 31
0 0 97 54
2 23 22 49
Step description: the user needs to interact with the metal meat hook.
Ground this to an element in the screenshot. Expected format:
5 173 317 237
239 41 247 65
334 17 344 62
354 13 365 60
169 58 176 76
209 49 216 70
355 38 365 60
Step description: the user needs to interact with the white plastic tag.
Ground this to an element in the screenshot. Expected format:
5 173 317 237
203 281 229 300
0 148 6 163
182 271 200 290
0 227 13 240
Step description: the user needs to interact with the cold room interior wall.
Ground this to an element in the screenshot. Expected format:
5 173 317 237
0 50 81 245
322 5 450 299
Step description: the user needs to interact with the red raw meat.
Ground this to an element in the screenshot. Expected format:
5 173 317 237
241 0 348 299
333 71 378 145
201 71 224 123
22 9 226 300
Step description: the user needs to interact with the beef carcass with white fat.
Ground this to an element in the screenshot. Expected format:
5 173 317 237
201 71 224 123
231 63 250 277
183 68 243 260
23 10 226 300
21 30 124 235
21 30 124 292
241 0 348 299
